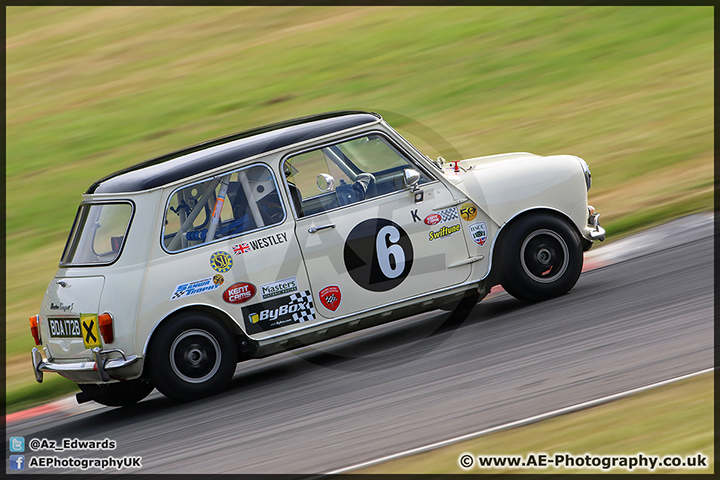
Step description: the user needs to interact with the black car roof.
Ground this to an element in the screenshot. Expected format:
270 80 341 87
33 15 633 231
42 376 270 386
87 110 381 194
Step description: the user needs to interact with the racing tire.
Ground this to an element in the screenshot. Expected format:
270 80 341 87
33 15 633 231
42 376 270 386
78 380 154 407
499 214 583 303
149 312 237 402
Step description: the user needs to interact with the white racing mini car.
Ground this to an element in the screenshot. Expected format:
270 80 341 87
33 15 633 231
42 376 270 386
29 111 605 405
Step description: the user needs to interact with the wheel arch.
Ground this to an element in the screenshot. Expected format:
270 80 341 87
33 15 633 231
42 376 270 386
489 206 582 283
142 304 252 361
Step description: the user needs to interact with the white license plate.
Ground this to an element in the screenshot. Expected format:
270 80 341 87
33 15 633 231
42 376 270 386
48 318 82 338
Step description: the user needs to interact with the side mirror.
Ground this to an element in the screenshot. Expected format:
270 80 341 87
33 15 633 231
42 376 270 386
403 169 420 190
317 173 335 192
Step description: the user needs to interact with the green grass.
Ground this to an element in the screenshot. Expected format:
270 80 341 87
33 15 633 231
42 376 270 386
356 372 714 474
5 6 713 409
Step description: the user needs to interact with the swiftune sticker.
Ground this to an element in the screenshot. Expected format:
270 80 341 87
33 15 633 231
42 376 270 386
428 224 461 241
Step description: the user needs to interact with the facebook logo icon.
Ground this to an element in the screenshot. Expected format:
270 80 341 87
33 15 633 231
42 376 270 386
9 455 25 470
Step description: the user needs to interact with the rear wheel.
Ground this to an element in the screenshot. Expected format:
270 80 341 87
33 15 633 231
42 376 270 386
499 214 583 302
78 379 154 407
149 312 237 401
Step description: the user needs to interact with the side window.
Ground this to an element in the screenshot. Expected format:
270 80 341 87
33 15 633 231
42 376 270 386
163 164 284 252
284 134 431 217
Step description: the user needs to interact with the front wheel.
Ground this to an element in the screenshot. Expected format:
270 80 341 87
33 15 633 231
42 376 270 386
149 312 237 401
499 214 583 302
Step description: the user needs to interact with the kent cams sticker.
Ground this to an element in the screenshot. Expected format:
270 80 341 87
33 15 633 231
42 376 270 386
242 291 315 335
222 282 256 304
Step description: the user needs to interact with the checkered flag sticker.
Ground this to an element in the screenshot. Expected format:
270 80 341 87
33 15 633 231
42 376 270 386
438 207 459 223
290 291 315 323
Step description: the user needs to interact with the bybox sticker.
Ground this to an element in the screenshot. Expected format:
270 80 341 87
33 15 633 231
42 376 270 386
242 291 315 335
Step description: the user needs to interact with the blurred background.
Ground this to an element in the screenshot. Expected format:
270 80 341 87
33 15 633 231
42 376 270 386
5 6 713 413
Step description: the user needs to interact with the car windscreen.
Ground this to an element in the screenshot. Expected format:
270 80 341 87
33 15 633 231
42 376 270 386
60 203 133 266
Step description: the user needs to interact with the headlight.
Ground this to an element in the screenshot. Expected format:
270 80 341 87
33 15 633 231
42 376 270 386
576 157 592 191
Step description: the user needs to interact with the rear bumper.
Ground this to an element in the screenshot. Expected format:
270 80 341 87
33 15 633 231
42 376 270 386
31 346 139 383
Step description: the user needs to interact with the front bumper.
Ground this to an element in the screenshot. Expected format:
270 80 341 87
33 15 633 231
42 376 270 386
587 205 606 241
31 346 139 383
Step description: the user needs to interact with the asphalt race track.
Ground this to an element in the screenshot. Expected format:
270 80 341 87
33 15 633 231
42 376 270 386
7 214 714 474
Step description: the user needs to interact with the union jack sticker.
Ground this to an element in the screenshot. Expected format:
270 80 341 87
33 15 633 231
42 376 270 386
232 242 253 255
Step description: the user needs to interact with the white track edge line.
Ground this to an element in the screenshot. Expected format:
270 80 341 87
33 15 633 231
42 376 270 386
325 367 715 474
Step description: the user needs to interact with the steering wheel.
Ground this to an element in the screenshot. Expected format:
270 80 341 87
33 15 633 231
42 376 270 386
353 173 376 201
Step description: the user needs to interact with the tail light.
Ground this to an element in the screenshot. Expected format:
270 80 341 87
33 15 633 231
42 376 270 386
98 312 114 344
29 314 41 345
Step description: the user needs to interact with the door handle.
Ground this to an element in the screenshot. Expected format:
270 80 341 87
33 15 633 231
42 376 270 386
308 224 336 234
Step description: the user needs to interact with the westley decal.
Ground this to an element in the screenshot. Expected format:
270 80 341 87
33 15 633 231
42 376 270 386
223 283 256 304
232 232 289 255
260 276 298 300
242 291 315 334
428 224 461 241
468 221 488 246
170 276 221 300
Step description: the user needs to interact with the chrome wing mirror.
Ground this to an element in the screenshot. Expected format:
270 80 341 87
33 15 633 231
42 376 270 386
317 173 335 192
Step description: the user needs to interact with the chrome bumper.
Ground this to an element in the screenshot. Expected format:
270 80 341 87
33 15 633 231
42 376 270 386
31 346 138 383
588 206 606 241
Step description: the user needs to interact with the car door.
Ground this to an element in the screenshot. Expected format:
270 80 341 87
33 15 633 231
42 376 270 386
284 132 473 319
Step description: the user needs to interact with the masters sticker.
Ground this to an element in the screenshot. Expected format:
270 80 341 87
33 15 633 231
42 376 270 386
468 221 488 246
259 276 298 300
242 290 315 335
459 203 477 222
171 276 223 300
210 251 233 273
428 224 461 241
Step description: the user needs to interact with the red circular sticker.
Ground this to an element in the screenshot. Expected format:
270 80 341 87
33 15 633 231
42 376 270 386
424 213 441 226
222 283 256 304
